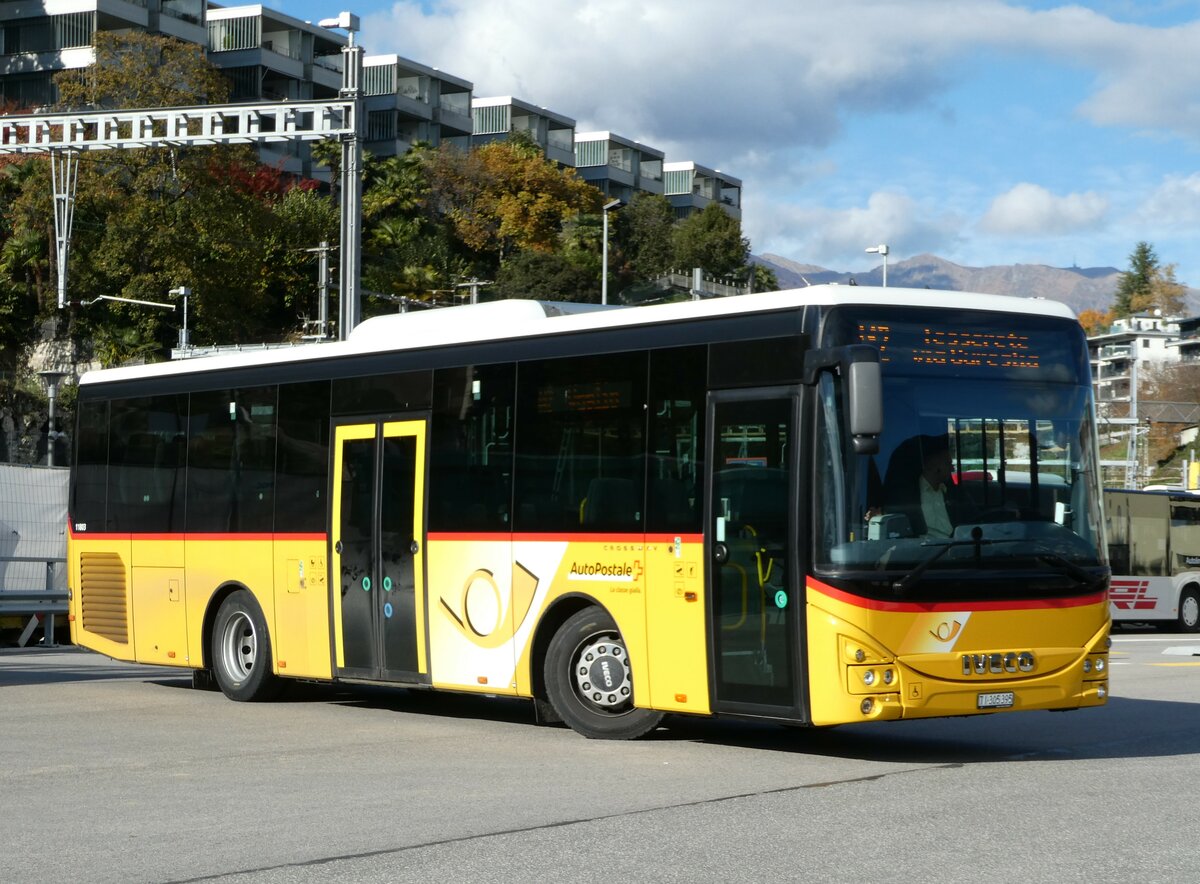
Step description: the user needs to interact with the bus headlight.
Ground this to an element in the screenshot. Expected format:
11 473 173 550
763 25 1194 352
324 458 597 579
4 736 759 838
1083 659 1092 674
862 669 876 687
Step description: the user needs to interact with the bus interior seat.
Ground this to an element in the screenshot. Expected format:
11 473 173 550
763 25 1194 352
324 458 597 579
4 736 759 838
649 476 692 525
582 477 638 530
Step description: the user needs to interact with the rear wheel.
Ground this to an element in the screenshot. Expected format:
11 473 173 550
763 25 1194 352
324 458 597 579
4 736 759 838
212 590 282 701
544 606 663 740
1179 586 1200 633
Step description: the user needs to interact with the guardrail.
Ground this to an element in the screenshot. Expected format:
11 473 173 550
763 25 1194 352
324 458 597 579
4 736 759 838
0 556 68 647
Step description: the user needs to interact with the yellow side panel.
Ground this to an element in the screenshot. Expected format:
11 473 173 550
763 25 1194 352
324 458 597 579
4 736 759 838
426 538 519 693
510 539 649 704
644 538 710 714
131 566 189 666
69 536 135 661
184 537 276 673
132 538 184 569
273 539 332 679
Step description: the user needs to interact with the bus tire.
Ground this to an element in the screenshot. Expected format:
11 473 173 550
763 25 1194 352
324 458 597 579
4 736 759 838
544 606 663 740
212 590 282 702
1178 586 1200 633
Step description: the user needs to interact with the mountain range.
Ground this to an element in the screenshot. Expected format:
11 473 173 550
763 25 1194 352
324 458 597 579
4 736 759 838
752 252 1199 316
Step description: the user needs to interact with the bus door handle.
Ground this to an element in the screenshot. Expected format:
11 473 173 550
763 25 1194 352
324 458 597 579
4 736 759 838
334 540 343 554
713 542 729 564
409 540 420 555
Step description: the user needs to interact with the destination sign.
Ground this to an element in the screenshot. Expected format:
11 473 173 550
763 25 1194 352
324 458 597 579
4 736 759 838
857 323 1041 370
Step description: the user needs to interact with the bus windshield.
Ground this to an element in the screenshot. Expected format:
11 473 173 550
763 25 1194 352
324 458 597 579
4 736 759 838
813 307 1106 602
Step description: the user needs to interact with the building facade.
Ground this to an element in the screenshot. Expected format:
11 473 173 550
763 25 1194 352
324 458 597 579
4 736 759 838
467 96 575 167
573 131 663 204
663 160 741 220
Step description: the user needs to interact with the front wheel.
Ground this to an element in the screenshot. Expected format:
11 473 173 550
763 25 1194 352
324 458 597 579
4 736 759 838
1179 586 1200 633
212 590 282 701
544 606 663 740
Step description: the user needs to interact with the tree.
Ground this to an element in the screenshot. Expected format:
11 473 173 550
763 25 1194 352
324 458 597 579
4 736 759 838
424 134 602 273
53 31 229 110
1147 263 1188 317
1112 241 1186 318
671 202 750 279
1077 308 1114 337
1114 242 1158 318
12 31 331 363
494 249 599 302
750 262 779 293
612 193 676 283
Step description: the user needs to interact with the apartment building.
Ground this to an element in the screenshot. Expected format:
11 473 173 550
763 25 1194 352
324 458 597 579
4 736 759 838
663 160 741 221
2 5 745 223
1088 312 1182 403
363 53 472 155
467 96 575 167
573 131 663 204
0 1 206 109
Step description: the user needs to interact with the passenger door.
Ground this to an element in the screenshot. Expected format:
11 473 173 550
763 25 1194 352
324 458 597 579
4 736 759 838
331 419 428 682
706 390 805 719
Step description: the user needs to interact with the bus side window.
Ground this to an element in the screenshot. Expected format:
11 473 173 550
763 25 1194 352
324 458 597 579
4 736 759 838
646 346 706 535
514 352 647 534
430 364 514 533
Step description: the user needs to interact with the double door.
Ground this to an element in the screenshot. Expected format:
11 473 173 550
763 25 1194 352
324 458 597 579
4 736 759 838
332 420 427 682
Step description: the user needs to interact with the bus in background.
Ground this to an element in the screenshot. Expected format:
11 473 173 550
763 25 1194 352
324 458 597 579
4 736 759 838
1105 488 1200 632
66 286 1110 739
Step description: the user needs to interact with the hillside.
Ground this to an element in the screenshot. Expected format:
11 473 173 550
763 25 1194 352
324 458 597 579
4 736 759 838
753 252 1198 316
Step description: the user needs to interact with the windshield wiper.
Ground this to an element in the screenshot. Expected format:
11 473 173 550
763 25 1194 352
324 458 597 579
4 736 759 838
892 527 1017 597
1033 547 1108 593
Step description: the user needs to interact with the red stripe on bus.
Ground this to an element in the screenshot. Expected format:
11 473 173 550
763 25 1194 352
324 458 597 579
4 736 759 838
69 530 326 542
426 532 703 543
807 577 1107 613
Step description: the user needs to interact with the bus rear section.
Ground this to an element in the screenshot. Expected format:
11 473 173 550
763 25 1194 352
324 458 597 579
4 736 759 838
1105 488 1200 632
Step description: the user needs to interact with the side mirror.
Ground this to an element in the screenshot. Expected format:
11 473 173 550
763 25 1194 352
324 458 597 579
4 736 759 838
803 344 882 455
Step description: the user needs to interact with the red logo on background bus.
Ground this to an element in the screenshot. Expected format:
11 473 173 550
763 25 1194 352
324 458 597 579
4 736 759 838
1109 579 1155 610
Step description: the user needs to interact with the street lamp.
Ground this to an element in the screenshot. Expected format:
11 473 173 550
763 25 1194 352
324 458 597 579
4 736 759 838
38 370 67 467
169 286 191 349
601 199 621 306
865 243 889 287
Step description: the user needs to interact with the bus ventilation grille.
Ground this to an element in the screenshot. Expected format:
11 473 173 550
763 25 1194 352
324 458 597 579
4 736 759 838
80 552 129 644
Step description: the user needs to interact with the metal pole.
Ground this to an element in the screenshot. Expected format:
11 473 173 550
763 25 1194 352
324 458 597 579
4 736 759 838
318 240 330 337
338 36 364 340
601 199 619 306
602 209 609 306
50 149 78 309
46 384 56 467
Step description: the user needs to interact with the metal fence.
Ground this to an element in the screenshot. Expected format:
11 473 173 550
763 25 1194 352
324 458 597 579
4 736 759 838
0 462 69 645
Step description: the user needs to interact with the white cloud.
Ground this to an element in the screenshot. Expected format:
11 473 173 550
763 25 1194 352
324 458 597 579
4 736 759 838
1137 173 1200 224
357 2 1198 274
979 183 1109 235
750 191 963 269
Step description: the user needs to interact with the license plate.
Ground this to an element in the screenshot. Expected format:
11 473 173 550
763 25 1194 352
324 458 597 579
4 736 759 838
977 691 1015 709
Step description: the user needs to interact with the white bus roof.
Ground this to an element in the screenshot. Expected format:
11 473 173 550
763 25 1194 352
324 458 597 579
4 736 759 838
78 285 1079 387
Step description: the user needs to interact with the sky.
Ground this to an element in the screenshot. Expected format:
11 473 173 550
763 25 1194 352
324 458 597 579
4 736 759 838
272 0 1200 284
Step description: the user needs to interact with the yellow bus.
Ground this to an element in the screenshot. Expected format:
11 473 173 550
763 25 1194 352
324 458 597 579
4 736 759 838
67 287 1110 738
